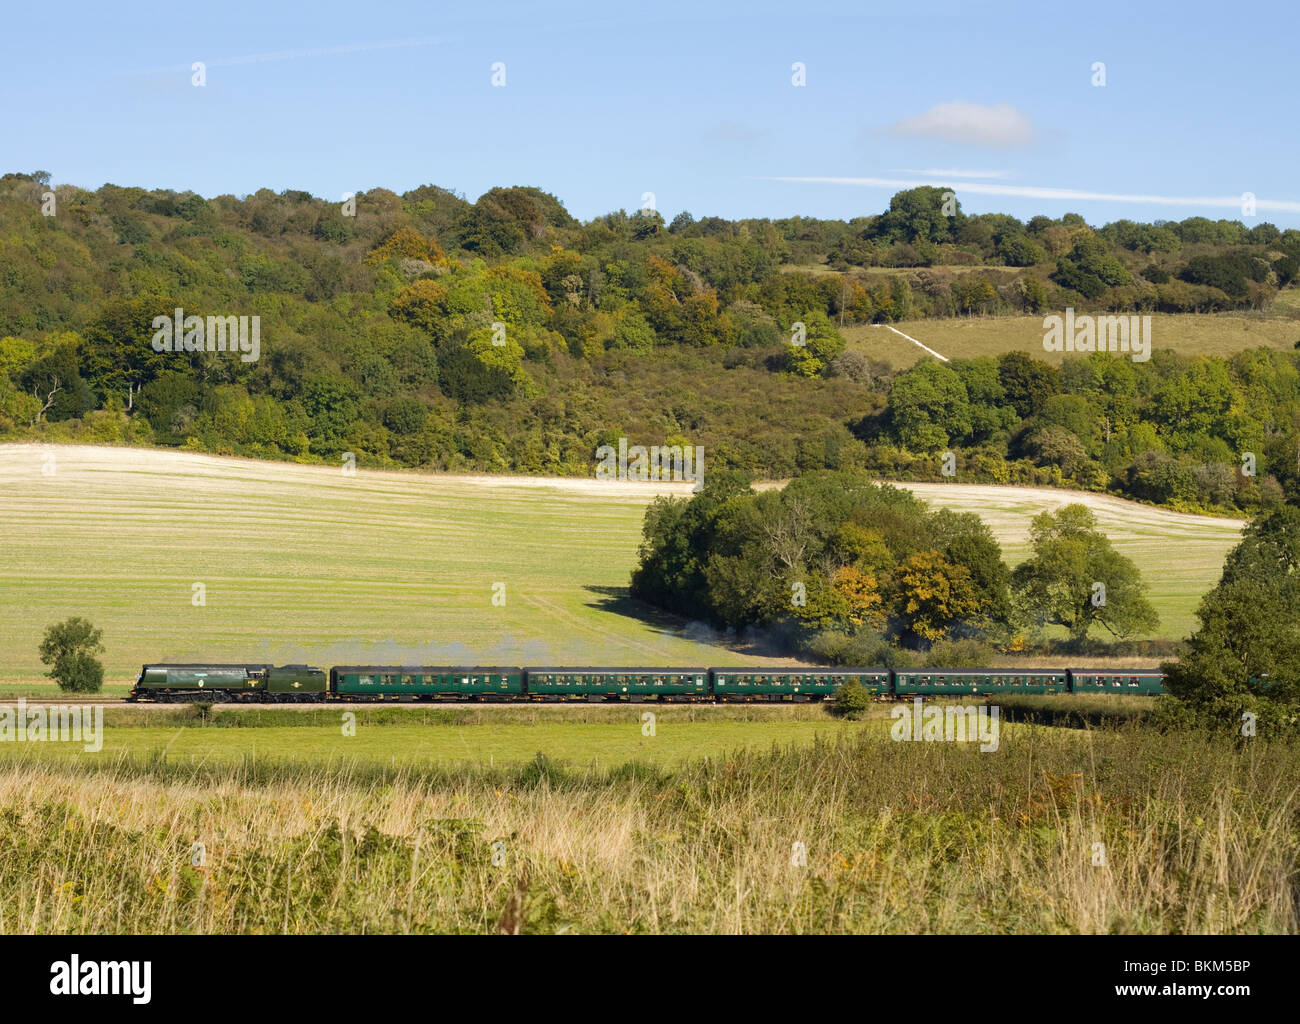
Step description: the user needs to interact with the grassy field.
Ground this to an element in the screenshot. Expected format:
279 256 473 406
0 704 870 767
0 444 1244 683
842 310 1300 369
2 712 1294 933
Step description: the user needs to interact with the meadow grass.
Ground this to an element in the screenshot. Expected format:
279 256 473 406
1 718 1294 934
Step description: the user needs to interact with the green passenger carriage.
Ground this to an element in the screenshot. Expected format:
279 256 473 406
893 668 1068 696
1066 668 1167 695
524 668 709 701
710 667 890 702
329 666 524 700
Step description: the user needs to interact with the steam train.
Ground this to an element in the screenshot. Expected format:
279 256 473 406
127 663 1167 703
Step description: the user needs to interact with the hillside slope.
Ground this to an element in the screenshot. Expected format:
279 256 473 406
0 444 1243 683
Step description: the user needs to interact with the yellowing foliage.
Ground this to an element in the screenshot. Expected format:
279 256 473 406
366 227 447 267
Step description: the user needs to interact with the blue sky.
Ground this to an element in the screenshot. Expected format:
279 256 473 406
4 0 1297 227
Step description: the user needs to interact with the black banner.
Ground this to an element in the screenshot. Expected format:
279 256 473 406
0 933 1286 1012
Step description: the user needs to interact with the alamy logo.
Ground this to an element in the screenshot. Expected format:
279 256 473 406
595 438 704 486
1043 308 1151 362
890 698 1000 752
49 956 151 1004
151 308 260 362
0 699 103 752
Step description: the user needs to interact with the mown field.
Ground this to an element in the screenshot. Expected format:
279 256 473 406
0 444 1244 684
841 304 1300 369
1 708 1294 934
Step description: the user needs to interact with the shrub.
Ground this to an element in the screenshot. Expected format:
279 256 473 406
830 680 872 718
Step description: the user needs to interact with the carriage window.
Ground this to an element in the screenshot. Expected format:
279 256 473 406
360 675 373 686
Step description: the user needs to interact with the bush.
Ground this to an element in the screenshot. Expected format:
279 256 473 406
830 680 872 718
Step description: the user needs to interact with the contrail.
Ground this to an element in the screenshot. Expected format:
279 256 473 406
134 37 444 75
764 175 1300 214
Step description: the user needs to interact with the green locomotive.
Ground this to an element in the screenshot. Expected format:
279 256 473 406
130 664 324 702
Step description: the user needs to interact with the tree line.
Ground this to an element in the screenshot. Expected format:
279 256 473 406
2 172 1298 515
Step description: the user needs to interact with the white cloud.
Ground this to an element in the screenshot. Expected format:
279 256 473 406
764 175 1300 214
887 102 1034 148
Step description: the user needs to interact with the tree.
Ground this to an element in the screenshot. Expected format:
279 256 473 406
631 471 755 619
893 549 982 644
81 297 180 402
952 357 1017 441
783 310 845 377
1162 507 1300 728
997 233 1045 267
997 352 1062 419
1272 254 1298 288
1011 504 1158 643
388 280 449 335
365 227 447 267
928 509 1013 625
1051 235 1133 298
1026 425 1094 478
887 361 972 450
830 565 886 632
39 617 105 693
875 187 963 245
19 336 95 422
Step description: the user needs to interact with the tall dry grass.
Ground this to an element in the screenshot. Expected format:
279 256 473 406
0 725 1296 933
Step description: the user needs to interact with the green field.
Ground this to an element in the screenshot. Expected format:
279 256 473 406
0 443 1244 684
0 705 870 767
842 309 1300 369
